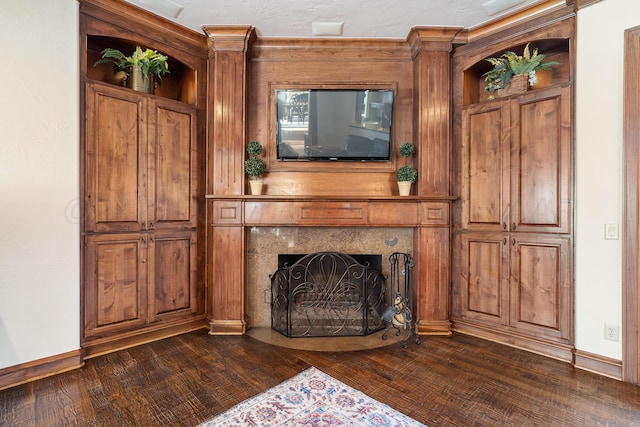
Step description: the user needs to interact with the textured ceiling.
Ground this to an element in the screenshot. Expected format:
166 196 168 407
124 0 547 38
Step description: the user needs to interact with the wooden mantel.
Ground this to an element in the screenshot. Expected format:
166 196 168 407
207 195 454 227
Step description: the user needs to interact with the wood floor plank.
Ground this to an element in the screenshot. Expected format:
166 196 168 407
1 330 639 426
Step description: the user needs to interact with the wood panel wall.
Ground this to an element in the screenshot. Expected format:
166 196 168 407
204 27 459 335
247 38 413 197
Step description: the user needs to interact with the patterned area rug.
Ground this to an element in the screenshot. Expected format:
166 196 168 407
198 367 425 426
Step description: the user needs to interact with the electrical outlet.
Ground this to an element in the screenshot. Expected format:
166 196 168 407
604 324 620 342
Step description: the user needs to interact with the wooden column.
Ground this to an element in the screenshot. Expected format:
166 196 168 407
204 25 255 195
204 26 255 334
414 225 452 335
408 28 460 334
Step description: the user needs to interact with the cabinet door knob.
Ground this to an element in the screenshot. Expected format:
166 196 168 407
503 237 507 245
511 223 517 231
512 238 516 246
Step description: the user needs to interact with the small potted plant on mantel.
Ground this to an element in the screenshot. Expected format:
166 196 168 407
396 142 417 196
94 45 170 93
244 141 267 195
482 43 559 100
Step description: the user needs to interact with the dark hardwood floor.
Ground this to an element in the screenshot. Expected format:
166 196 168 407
1 329 639 426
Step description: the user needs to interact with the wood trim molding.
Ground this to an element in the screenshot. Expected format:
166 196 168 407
78 0 207 53
0 350 83 391
622 25 640 386
203 25 256 52
453 1 573 46
407 27 463 58
251 38 411 62
574 349 623 381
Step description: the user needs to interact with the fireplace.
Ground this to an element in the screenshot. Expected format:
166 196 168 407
271 252 386 337
245 226 414 329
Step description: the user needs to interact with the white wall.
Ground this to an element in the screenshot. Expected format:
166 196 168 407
0 0 80 368
575 0 640 359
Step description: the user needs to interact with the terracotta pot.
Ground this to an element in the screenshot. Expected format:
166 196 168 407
397 181 412 196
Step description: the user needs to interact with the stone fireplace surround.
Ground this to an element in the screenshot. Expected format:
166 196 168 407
246 227 414 328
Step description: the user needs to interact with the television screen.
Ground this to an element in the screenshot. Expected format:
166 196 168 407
275 89 394 161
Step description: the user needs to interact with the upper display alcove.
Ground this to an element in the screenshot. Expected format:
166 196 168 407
86 36 198 105
462 39 571 106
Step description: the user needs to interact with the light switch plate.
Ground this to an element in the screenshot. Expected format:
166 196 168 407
605 223 619 240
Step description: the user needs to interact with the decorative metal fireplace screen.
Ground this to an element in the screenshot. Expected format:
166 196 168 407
271 252 386 337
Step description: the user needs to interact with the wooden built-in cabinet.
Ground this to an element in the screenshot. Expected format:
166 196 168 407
83 81 203 352
83 230 198 338
78 0 576 365
451 13 575 361
80 0 207 356
85 82 198 233
460 86 571 235
457 233 571 345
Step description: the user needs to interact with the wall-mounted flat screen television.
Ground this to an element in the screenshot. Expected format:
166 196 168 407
275 88 394 161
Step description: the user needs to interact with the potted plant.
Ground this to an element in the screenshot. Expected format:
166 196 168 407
244 141 267 195
396 142 417 196
94 46 170 93
482 43 559 100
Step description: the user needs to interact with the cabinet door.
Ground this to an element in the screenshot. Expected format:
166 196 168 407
509 234 571 343
148 230 198 320
510 87 572 234
85 83 147 233
83 233 148 339
458 232 510 326
147 99 198 230
461 102 511 232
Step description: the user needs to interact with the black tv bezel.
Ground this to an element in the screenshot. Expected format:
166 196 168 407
274 88 394 162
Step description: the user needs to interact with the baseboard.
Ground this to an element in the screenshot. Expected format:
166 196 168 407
208 319 247 335
573 349 622 380
1 319 211 390
82 317 210 359
452 320 574 363
0 349 83 391
416 319 452 335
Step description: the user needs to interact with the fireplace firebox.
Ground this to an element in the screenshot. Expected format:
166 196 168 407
270 252 386 337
